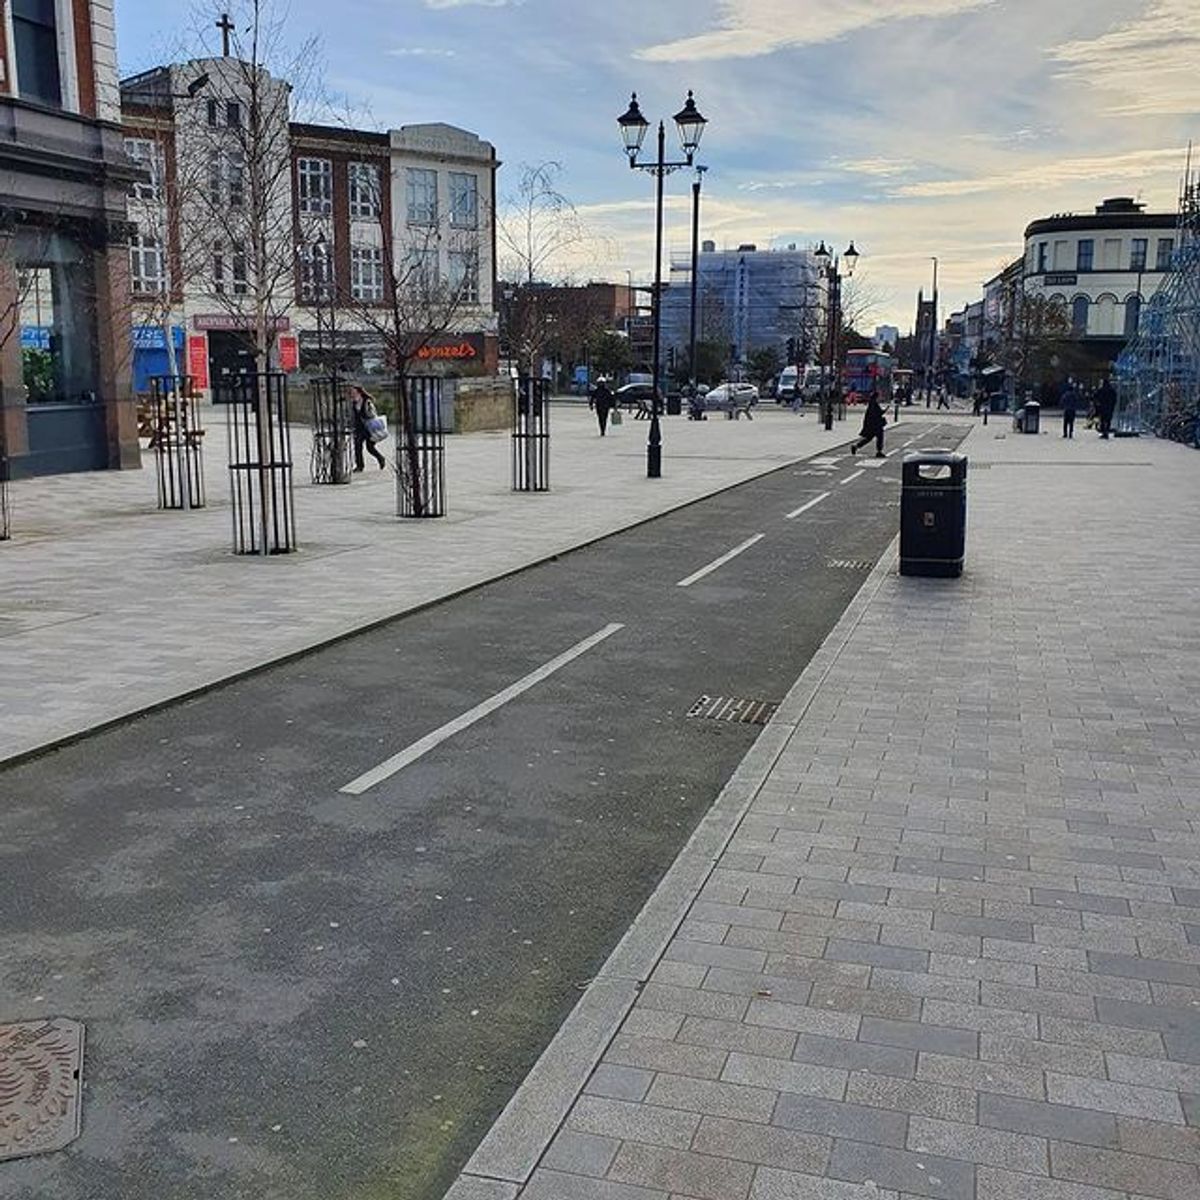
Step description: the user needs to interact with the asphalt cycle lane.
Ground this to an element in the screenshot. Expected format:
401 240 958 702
0 422 967 1200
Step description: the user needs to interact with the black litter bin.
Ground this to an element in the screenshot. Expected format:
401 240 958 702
900 450 967 578
1022 400 1041 434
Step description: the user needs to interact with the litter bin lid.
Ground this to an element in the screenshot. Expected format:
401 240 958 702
1024 400 1041 409
902 448 965 463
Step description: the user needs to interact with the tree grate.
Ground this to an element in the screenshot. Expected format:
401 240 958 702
687 695 779 725
827 559 874 570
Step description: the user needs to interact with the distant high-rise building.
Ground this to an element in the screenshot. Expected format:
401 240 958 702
873 325 900 351
659 242 825 375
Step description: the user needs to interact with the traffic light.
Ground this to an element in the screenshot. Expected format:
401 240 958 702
668 346 676 370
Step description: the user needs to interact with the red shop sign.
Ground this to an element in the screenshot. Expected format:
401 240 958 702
187 335 209 390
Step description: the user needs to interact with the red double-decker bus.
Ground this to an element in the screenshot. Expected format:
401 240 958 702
842 349 894 401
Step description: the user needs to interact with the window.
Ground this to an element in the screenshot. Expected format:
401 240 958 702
406 168 438 224
1036 242 1048 273
226 101 241 128
298 243 332 302
1076 239 1094 272
207 99 219 127
208 150 244 208
350 245 384 301
1125 295 1141 337
448 249 479 303
405 245 439 286
297 157 333 215
129 233 166 294
449 172 478 228
12 0 62 107
1130 238 1148 272
349 163 381 219
124 139 164 201
212 241 247 295
1156 238 1174 270
1071 295 1089 336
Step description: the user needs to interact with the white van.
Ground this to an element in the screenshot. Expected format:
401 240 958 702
776 365 800 402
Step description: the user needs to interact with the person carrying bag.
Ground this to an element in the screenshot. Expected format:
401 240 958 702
349 384 388 471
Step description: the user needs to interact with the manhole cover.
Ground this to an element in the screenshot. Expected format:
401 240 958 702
687 695 778 725
0 1019 85 1161
827 559 873 570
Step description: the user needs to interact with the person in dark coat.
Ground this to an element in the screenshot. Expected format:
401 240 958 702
1060 378 1078 438
1094 377 1117 439
349 384 387 471
851 391 887 457
591 378 615 435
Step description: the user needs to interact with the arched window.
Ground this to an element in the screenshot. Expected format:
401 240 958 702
1094 294 1119 337
1124 294 1142 337
1071 295 1090 336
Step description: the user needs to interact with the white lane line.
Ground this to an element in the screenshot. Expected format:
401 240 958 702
676 534 765 588
340 623 625 795
785 492 831 520
840 469 865 486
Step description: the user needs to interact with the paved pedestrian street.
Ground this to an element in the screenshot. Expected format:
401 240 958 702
0 404 850 765
449 425 1200 1200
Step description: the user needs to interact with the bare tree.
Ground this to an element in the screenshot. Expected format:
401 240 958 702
497 162 587 374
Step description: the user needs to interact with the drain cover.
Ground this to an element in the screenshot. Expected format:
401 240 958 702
827 559 873 570
687 695 778 725
0 1019 85 1161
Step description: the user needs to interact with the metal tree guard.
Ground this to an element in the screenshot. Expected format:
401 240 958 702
512 376 550 492
309 377 352 484
396 375 447 518
150 375 205 510
218 372 297 555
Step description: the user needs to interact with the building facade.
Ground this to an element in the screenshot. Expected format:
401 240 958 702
119 58 500 394
1023 197 1176 375
660 242 824 374
1 0 142 477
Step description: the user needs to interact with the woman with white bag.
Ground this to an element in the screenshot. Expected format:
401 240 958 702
349 384 388 472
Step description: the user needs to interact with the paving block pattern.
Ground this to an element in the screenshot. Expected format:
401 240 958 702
496 429 1200 1197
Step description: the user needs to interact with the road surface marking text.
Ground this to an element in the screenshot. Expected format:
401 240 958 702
676 534 766 588
785 493 831 520
340 623 625 795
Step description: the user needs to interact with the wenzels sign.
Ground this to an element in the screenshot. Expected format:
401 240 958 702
415 334 484 362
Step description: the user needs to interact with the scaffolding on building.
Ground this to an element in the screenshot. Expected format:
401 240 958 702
1115 161 1200 440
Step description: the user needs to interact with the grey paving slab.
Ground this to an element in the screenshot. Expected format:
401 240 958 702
443 428 1200 1198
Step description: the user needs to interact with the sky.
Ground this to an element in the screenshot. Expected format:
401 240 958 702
113 0 1200 331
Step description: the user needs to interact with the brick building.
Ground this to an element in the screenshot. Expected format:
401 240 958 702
1 0 142 476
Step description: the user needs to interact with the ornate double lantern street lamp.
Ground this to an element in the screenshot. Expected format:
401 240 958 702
813 239 859 430
617 90 707 478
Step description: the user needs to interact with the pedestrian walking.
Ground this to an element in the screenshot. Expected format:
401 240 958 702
591 377 615 436
349 384 387 471
936 387 951 410
851 390 887 457
1094 376 1117 439
1060 377 1078 439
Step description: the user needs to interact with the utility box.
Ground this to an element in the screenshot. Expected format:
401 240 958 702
900 451 967 578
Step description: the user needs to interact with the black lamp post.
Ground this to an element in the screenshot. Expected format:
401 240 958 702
813 239 859 431
688 165 708 400
618 90 707 478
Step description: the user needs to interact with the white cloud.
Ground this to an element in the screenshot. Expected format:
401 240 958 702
387 46 458 57
636 0 992 62
1051 1 1200 117
893 147 1188 198
838 158 915 178
424 0 517 7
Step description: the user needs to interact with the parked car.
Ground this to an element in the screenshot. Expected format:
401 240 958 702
615 382 662 413
696 382 758 418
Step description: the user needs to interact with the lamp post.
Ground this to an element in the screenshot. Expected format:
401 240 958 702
688 165 707 400
617 90 708 478
927 256 938 405
813 239 859 431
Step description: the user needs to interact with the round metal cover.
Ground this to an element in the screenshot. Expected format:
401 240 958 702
0 1018 85 1161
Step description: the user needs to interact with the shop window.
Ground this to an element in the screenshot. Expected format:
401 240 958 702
15 229 100 404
